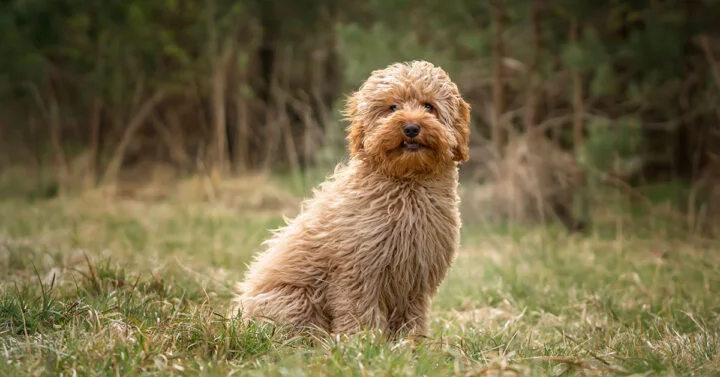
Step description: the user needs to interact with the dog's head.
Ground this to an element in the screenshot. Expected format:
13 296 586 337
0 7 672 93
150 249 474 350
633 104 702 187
344 61 471 178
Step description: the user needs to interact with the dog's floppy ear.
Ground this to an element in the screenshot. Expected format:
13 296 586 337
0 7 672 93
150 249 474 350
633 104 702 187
452 98 471 162
344 93 365 157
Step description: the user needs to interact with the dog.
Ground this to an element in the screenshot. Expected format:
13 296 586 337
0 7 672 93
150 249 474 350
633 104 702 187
232 60 471 338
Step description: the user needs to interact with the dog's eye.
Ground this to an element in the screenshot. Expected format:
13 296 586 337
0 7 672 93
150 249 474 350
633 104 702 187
389 105 398 112
424 103 434 112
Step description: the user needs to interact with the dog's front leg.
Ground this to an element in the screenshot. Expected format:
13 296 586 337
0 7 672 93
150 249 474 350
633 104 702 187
327 282 387 334
393 295 430 338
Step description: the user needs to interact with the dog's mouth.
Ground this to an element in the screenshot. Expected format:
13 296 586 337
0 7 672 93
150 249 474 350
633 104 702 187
400 140 425 152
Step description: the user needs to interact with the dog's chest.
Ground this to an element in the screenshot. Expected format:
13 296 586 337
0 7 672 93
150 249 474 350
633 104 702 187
350 183 459 292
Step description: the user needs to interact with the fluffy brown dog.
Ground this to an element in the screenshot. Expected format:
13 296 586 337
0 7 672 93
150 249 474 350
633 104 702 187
232 60 471 337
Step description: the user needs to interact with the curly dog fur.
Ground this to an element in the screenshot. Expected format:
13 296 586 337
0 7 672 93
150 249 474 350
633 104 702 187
232 60 471 337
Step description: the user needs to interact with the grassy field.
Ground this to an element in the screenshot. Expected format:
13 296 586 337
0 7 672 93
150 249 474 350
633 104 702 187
1 174 719 376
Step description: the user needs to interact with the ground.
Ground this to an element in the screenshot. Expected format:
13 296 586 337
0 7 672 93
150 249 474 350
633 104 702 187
0 173 718 376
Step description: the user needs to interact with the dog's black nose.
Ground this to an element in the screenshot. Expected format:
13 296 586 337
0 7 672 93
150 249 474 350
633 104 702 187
402 123 420 138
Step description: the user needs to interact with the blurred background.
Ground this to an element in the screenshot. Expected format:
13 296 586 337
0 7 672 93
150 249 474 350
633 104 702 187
1 0 719 235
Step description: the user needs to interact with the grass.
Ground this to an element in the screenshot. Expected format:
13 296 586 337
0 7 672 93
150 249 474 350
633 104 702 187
1 176 719 376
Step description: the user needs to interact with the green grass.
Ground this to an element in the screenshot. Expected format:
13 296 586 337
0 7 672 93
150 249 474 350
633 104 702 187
1 181 719 376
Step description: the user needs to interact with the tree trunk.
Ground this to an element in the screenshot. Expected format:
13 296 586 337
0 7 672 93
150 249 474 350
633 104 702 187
278 48 301 177
261 50 283 172
524 0 543 132
84 97 102 190
49 95 68 196
0 120 5 168
571 18 584 149
234 92 250 173
570 17 590 233
491 0 507 155
211 43 235 177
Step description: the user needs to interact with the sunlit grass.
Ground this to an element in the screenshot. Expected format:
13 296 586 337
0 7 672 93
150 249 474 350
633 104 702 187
1 178 719 376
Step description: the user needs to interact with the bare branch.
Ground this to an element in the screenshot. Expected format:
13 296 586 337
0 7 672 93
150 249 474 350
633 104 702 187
101 91 168 187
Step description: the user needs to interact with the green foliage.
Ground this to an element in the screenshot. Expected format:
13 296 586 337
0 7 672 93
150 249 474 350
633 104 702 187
337 22 463 89
0 0 246 103
0 0 718 185
561 27 609 71
579 117 643 178
590 63 619 98
623 15 686 75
